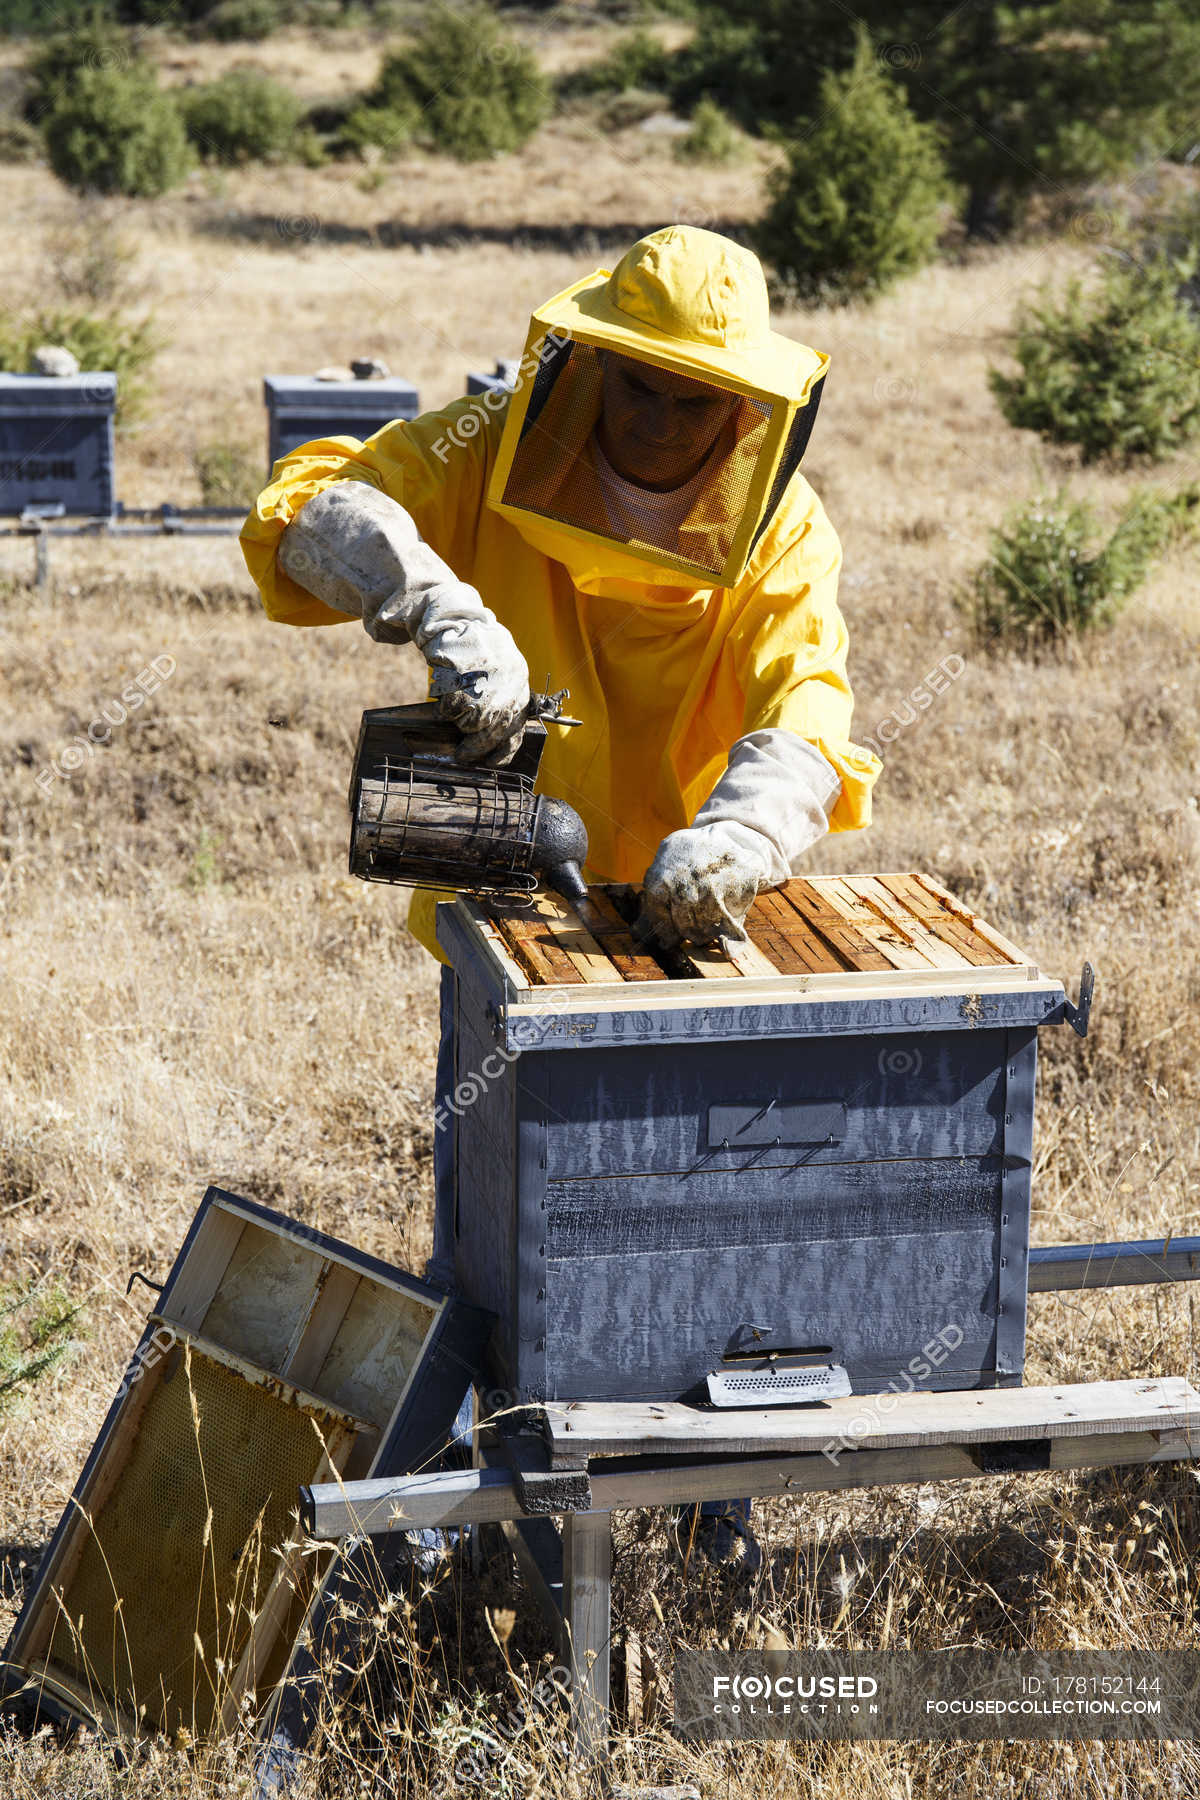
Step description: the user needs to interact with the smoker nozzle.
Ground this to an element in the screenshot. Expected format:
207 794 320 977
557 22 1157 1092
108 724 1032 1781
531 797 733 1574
531 795 589 903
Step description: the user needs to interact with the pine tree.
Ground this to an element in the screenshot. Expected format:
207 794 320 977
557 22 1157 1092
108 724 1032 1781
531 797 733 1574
753 28 952 302
670 1 1200 236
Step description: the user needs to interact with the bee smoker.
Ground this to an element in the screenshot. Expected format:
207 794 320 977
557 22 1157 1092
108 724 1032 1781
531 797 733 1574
348 690 589 903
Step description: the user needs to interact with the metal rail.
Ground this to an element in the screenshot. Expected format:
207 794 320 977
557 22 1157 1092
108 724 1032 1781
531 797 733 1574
1029 1236 1200 1292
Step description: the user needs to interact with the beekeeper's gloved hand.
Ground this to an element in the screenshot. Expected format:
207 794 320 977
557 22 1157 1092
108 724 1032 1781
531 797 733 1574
278 481 529 763
637 731 841 948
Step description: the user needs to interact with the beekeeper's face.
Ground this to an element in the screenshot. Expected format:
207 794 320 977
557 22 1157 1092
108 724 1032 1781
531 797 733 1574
596 352 742 492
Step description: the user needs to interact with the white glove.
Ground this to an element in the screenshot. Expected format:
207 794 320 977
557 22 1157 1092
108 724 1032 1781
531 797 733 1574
638 730 841 946
278 481 530 763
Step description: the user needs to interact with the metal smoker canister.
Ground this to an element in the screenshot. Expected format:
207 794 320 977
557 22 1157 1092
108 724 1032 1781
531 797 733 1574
348 698 589 902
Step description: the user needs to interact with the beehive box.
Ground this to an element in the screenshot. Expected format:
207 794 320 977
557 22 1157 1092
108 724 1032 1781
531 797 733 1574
263 375 420 469
437 874 1077 1405
2 1188 490 1739
0 373 116 518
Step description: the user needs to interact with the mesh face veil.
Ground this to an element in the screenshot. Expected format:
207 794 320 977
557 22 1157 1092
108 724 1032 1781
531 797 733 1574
487 229 830 588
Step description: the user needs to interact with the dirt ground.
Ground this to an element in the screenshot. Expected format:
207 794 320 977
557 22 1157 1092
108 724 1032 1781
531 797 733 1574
2 33 1200 1796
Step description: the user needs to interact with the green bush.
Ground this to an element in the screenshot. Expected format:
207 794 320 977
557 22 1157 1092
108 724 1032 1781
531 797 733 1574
557 28 669 100
674 97 741 164
0 114 42 163
336 98 417 159
179 70 302 163
659 0 1200 239
0 307 158 423
369 4 550 161
25 19 134 119
991 253 1200 464
200 0 291 38
969 486 1199 642
0 1278 83 1410
194 439 261 505
38 55 192 197
753 28 952 304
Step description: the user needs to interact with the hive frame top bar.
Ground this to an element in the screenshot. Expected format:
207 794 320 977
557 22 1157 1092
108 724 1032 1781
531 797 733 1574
440 872 1071 1044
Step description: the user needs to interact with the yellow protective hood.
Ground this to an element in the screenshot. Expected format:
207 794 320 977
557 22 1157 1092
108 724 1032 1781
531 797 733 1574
488 227 829 591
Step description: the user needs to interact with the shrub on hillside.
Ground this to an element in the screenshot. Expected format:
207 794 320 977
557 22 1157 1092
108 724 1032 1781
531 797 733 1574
0 114 42 162
201 0 291 39
991 253 1200 464
753 29 952 304
368 5 550 161
41 66 191 195
969 486 1199 643
29 30 192 197
674 97 741 164
557 28 669 101
336 99 417 159
25 20 133 118
179 70 302 163
0 1277 83 1411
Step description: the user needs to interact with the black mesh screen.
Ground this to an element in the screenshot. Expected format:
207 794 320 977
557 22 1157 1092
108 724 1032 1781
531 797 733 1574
749 375 825 556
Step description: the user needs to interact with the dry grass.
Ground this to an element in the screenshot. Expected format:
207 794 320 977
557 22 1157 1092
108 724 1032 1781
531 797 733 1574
2 31 1200 1795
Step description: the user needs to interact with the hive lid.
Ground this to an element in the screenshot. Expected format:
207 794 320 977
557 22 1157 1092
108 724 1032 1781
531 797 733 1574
262 374 419 411
1 1187 492 1740
441 872 1072 1043
0 372 117 412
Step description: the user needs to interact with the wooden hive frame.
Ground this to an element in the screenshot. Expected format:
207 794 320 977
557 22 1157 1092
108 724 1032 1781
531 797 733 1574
2 1189 491 1743
451 872 1067 1023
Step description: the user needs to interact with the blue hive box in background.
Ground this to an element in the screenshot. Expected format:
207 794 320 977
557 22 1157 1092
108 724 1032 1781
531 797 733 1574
466 359 519 397
263 375 420 469
438 874 1084 1406
0 373 117 518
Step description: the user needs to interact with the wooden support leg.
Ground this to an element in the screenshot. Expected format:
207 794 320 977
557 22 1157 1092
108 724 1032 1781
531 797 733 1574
563 1510 611 1762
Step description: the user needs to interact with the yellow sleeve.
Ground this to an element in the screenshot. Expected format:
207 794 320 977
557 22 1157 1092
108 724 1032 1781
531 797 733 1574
238 400 498 628
732 478 882 835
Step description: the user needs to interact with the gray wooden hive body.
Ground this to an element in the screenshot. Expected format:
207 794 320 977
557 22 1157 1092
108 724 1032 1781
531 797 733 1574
437 875 1077 1405
0 372 117 518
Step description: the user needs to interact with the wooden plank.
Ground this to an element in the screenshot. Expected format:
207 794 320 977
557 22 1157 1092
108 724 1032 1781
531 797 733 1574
672 940 743 980
542 1377 1200 1462
814 877 934 971
528 890 627 985
845 875 968 971
498 1430 592 1515
874 873 1007 969
575 890 667 983
624 1631 644 1730
281 1262 361 1393
717 933 780 978
498 969 1064 1026
487 902 586 986
912 871 1033 968
458 900 532 991
747 890 845 974
508 1517 565 1624
160 1204 245 1334
563 1510 611 1762
778 879 896 972
302 1418 1200 1538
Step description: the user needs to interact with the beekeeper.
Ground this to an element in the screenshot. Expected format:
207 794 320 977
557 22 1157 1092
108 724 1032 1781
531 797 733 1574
242 225 879 954
241 226 880 1561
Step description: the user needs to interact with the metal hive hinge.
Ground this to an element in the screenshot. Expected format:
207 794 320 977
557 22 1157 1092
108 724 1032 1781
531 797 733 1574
1063 962 1095 1037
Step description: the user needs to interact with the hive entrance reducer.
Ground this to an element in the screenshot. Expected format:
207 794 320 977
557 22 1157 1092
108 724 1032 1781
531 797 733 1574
348 691 588 903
